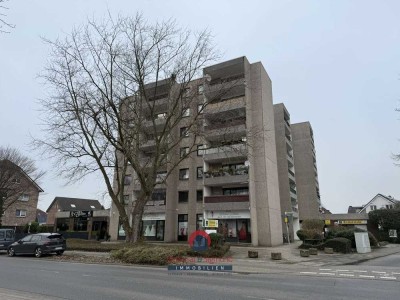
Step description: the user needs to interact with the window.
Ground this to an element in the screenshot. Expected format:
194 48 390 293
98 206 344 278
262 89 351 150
178 191 189 203
370 205 377 211
152 189 166 205
386 205 393 209
197 167 203 179
90 205 96 209
12 178 21 184
18 194 29 202
179 168 189 180
123 195 130 205
197 84 204 95
223 187 249 195
16 209 27 217
70 204 76 208
196 190 203 202
180 147 189 158
124 175 132 185
197 145 207 156
73 217 88 231
20 235 32 242
178 214 188 241
182 108 191 117
31 235 41 242
180 127 189 137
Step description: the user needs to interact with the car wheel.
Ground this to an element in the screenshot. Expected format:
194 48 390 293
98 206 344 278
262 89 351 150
8 247 15 257
56 251 64 256
34 247 42 258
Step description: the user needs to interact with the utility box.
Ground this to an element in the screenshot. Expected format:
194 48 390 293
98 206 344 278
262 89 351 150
354 232 371 254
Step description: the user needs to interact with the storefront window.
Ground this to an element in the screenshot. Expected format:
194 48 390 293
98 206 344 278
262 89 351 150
216 219 251 243
73 217 88 231
142 220 165 241
178 214 188 241
56 218 69 232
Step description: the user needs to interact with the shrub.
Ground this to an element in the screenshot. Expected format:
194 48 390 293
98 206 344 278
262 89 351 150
327 227 379 248
24 221 39 233
323 237 352 253
187 244 230 257
301 219 325 231
296 229 323 241
209 233 224 248
111 245 188 265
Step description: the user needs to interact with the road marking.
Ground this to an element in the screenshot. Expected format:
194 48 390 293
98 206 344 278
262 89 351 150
245 296 275 300
359 275 375 279
352 270 367 273
336 269 349 272
339 274 354 277
371 271 386 274
300 272 317 275
391 272 400 275
319 268 331 271
82 274 91 277
319 273 335 276
380 277 397 280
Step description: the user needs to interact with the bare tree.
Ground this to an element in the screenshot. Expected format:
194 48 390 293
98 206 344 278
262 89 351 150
0 146 44 226
35 14 247 242
0 0 15 33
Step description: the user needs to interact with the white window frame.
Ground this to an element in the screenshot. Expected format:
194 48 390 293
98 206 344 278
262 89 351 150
18 194 30 202
16 209 27 217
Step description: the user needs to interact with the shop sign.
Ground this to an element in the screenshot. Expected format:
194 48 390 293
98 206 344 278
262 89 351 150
338 220 367 225
324 220 331 225
70 211 93 218
142 213 166 221
206 210 250 219
204 219 218 228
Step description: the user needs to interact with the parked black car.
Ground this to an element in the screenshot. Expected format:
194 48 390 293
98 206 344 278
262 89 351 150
7 233 66 258
0 229 15 251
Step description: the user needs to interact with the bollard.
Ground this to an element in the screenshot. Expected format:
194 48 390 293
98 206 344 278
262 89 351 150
309 248 318 255
300 249 310 257
271 252 282 260
324 247 334 254
248 250 258 258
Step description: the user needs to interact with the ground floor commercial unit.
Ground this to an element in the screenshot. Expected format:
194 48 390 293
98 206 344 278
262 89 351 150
54 210 110 240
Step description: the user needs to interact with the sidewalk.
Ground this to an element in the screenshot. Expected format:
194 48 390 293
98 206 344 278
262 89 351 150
64 242 400 274
227 241 400 273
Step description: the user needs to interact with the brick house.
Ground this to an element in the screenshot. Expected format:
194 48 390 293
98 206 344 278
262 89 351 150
0 160 44 227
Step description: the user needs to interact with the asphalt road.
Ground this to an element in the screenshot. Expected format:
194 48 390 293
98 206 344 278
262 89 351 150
1 254 400 300
359 253 400 267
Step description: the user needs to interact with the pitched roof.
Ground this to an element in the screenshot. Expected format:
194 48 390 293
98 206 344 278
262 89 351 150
0 159 44 192
46 197 103 212
359 194 399 213
347 206 364 213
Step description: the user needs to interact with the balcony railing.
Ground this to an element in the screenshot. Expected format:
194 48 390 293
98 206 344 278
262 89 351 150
290 187 297 195
204 166 249 178
204 118 246 131
288 169 295 177
204 194 249 203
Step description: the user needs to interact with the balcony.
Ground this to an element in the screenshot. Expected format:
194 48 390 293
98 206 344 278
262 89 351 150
204 121 246 142
139 139 156 152
204 97 245 117
204 194 249 203
142 116 167 131
203 143 247 163
204 168 249 186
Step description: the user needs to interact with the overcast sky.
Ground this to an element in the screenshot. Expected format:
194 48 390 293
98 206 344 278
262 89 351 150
1 0 399 212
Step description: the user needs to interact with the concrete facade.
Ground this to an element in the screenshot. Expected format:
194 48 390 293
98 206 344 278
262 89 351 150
291 122 321 221
273 103 300 241
109 57 328 246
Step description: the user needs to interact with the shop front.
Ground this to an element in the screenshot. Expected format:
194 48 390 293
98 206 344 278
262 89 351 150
142 213 165 241
205 210 251 243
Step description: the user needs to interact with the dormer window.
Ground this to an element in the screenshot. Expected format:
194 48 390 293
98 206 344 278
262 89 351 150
90 205 95 209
